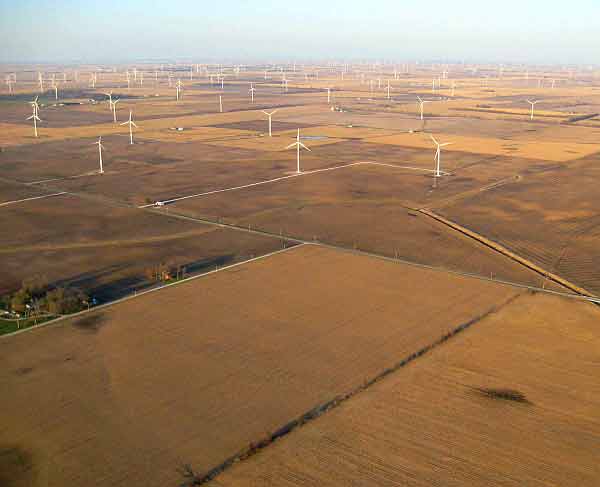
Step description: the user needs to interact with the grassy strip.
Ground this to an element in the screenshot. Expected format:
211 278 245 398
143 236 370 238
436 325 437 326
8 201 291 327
0 315 55 336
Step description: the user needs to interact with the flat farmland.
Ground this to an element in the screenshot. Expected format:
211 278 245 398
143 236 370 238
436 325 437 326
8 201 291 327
0 194 284 298
171 162 556 287
0 244 523 487
436 152 600 295
210 292 600 487
0 179 57 204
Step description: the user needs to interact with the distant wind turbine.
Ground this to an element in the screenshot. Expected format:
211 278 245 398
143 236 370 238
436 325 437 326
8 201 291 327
27 97 41 138
416 96 431 121
430 134 452 178
249 83 256 103
94 136 105 174
526 99 540 121
121 110 139 145
176 79 183 101
285 129 311 174
6 76 14 93
262 109 278 136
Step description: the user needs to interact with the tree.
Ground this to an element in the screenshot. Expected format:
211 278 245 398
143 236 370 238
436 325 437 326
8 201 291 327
46 287 88 315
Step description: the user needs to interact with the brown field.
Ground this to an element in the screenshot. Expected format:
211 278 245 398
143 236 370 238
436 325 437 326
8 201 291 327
0 244 523 487
0 179 55 204
171 162 559 288
209 292 600 487
436 152 600 294
0 194 284 298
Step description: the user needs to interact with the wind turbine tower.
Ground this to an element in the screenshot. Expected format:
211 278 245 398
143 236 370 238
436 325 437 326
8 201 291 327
27 97 41 138
416 96 431 121
121 110 139 145
262 109 278 136
430 135 453 178
285 129 311 174
527 99 540 120
95 137 105 174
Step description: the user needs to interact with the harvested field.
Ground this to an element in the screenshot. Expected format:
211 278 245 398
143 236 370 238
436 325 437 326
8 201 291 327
211 120 316 132
436 153 600 294
0 245 523 487
172 164 559 288
0 179 54 204
210 292 600 487
0 194 284 299
368 131 598 162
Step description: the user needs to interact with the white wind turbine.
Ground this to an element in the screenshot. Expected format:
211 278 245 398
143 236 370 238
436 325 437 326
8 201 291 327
430 134 452 178
386 80 391 100
105 93 120 123
176 79 183 101
249 83 256 103
416 96 431 120
121 110 139 145
327 87 331 103
285 129 311 174
526 99 540 120
27 97 41 138
262 109 278 136
5 76 14 93
94 136 105 174
219 95 223 113
38 72 44 93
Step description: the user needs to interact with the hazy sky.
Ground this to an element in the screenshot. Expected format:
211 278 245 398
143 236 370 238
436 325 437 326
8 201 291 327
1 0 599 64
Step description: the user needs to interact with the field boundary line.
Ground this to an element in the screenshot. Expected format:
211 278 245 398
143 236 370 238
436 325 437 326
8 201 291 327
137 161 444 208
0 192 68 207
189 293 524 485
419 208 595 297
137 162 365 207
151 209 600 306
0 243 303 340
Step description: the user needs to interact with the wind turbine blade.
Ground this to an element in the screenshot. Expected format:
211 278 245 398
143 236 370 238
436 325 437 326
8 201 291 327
131 122 139 128
429 134 439 145
285 142 298 150
120 121 129 126
439 142 453 147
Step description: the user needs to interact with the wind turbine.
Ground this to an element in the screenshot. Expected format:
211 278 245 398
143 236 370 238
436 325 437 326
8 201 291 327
219 95 223 113
27 97 41 138
327 87 331 103
430 134 452 178
526 99 540 120
5 76 14 93
249 83 256 103
386 80 391 100
285 129 311 174
38 72 44 93
94 136 105 174
176 79 183 101
121 110 139 145
416 96 431 120
262 109 278 136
